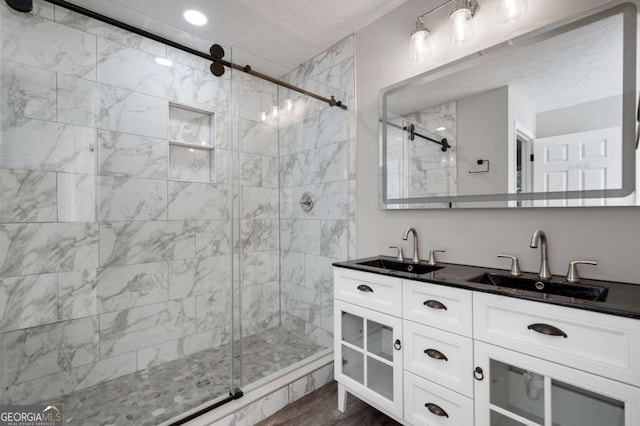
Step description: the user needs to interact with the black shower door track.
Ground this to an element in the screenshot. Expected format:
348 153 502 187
7 0 348 110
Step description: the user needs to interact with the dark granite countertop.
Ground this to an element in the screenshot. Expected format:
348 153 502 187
333 256 640 320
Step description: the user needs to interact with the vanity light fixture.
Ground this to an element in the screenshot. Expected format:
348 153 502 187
154 57 173 67
496 0 528 23
449 0 478 45
409 17 431 62
183 9 208 26
409 0 527 62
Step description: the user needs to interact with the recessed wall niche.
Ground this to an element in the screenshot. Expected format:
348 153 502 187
168 103 215 182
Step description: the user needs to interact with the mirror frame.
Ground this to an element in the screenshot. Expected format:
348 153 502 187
380 2 638 208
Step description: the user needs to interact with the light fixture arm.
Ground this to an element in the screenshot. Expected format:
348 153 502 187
417 0 479 22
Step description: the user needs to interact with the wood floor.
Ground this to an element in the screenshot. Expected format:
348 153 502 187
257 382 401 426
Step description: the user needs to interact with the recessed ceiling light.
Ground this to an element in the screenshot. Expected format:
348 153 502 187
183 9 207 26
154 57 173 67
436 126 447 131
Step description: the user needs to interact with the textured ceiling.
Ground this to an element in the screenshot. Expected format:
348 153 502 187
69 0 409 72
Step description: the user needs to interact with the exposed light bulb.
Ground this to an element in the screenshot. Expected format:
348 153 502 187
496 0 528 23
449 6 474 45
409 18 431 62
285 99 293 112
436 126 447 132
183 10 207 26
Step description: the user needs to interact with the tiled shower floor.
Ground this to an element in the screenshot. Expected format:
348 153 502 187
39 327 324 425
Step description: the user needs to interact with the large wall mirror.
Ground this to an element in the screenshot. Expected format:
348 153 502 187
380 2 639 209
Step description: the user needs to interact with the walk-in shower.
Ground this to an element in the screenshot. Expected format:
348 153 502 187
0 0 355 424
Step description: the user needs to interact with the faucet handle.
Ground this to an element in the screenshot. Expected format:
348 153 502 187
566 260 597 283
389 246 404 262
429 249 446 266
497 255 522 277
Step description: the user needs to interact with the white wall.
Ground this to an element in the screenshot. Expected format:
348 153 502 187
537 95 622 138
457 86 509 195
355 0 640 284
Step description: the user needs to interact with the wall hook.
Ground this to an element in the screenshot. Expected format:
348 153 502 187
468 159 490 174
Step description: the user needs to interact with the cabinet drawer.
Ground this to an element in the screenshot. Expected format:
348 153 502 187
473 291 640 387
404 320 474 398
404 371 474 426
334 268 402 317
403 280 473 337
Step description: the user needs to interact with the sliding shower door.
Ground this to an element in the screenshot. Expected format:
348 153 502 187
0 4 234 424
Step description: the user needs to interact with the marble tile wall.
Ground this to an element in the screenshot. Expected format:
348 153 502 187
278 36 357 348
0 1 235 404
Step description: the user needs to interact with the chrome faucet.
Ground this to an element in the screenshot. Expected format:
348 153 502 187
403 227 420 263
530 230 551 280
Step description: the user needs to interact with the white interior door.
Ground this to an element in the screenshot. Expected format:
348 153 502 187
533 127 622 206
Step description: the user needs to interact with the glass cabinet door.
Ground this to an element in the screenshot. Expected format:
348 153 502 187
474 341 640 426
335 300 403 417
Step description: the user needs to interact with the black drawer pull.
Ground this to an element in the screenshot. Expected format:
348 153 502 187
424 299 448 310
357 284 373 293
528 323 567 338
424 349 448 361
425 403 449 418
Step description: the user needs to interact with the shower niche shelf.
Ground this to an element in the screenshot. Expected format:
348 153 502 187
168 103 216 183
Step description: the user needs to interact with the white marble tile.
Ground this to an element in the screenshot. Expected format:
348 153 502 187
30 0 55 20
136 329 224 370
304 255 335 295
214 147 232 185
0 334 6 404
281 251 305 286
0 6 96 79
0 273 57 332
241 119 278 157
57 75 168 139
193 69 231 112
288 363 334 403
7 352 136 404
0 169 56 223
317 57 355 100
195 220 231 257
304 106 350 150
0 60 56 120
279 120 304 156
241 219 279 252
98 130 168 179
4 316 99 385
97 176 167 221
54 7 166 57
96 262 168 313
262 281 280 317
241 186 278 220
97 38 193 104
279 187 304 220
241 284 263 333
0 223 98 278
242 250 279 286
233 386 289 426
320 292 334 332
168 256 231 299
99 221 195 267
169 106 212 146
57 173 96 223
318 140 350 183
310 35 354 77
168 181 229 220
99 299 195 358
279 219 321 255
280 150 319 187
215 112 231 149
304 181 350 220
165 46 212 73
169 145 212 182
239 152 263 187
305 321 333 348
0 116 97 174
58 269 98 321
282 282 322 328
195 290 232 333
320 220 349 259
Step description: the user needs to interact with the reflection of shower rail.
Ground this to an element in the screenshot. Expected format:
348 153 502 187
386 121 450 152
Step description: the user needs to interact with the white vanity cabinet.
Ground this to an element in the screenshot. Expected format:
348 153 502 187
333 266 640 426
334 269 405 421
